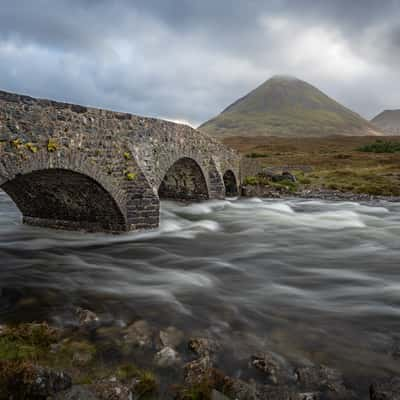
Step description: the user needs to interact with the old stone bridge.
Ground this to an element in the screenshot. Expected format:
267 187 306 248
0 90 240 232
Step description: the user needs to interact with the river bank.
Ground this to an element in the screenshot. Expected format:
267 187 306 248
1 318 398 400
241 184 400 203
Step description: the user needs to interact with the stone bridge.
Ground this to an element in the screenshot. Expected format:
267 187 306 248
0 90 241 232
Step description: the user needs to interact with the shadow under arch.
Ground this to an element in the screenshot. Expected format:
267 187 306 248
1 168 127 232
158 157 209 201
223 170 239 197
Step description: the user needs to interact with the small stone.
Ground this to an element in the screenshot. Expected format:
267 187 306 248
188 337 220 358
154 346 181 368
76 307 99 326
159 326 184 349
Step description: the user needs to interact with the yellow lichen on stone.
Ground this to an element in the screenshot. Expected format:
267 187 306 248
125 171 137 181
47 139 58 152
25 143 38 153
11 138 23 149
123 152 131 160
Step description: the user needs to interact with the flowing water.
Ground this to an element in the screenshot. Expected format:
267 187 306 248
1 190 400 392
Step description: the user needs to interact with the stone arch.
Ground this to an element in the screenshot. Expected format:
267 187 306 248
158 157 209 201
223 170 239 197
0 149 158 232
1 168 127 232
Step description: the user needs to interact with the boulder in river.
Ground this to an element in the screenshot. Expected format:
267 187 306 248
76 307 100 327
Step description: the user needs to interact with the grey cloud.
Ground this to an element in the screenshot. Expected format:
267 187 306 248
0 0 399 125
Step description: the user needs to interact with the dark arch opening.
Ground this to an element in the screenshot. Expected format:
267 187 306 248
223 170 239 197
158 157 209 201
1 169 127 232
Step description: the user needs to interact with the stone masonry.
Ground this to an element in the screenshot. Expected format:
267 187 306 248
0 90 241 232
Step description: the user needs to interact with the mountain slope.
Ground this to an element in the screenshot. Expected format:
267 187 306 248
371 110 400 135
199 76 382 138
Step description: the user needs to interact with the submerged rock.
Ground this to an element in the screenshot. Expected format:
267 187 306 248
159 326 184 349
123 320 153 348
154 346 181 368
295 365 352 399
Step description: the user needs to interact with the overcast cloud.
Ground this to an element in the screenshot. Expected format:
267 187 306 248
0 0 399 126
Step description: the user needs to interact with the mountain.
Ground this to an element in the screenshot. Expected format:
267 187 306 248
199 76 382 138
371 110 400 135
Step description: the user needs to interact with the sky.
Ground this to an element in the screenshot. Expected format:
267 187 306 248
0 0 399 127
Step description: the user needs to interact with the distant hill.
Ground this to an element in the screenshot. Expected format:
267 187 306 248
199 76 382 138
371 110 400 135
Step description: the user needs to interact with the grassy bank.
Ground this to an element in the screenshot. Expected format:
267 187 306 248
224 136 400 197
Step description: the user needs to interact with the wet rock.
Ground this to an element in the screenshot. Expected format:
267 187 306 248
184 356 213 385
370 377 400 400
91 377 132 400
295 365 349 398
250 352 288 384
154 346 181 368
123 320 153 348
53 385 99 400
31 367 72 397
159 326 184 349
0 361 72 398
0 324 5 336
76 307 99 327
188 337 220 358
226 378 259 400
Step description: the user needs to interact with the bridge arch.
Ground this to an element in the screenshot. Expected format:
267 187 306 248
0 148 158 232
158 157 209 201
223 170 239 197
1 168 127 232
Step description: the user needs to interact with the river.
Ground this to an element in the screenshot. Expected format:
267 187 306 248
1 190 400 394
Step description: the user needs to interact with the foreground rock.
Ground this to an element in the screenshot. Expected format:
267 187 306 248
251 352 293 385
0 361 72 399
370 377 400 400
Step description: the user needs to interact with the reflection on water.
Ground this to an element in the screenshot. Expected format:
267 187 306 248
1 190 400 386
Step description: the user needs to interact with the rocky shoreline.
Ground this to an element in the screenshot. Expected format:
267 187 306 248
241 184 400 203
1 311 399 400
